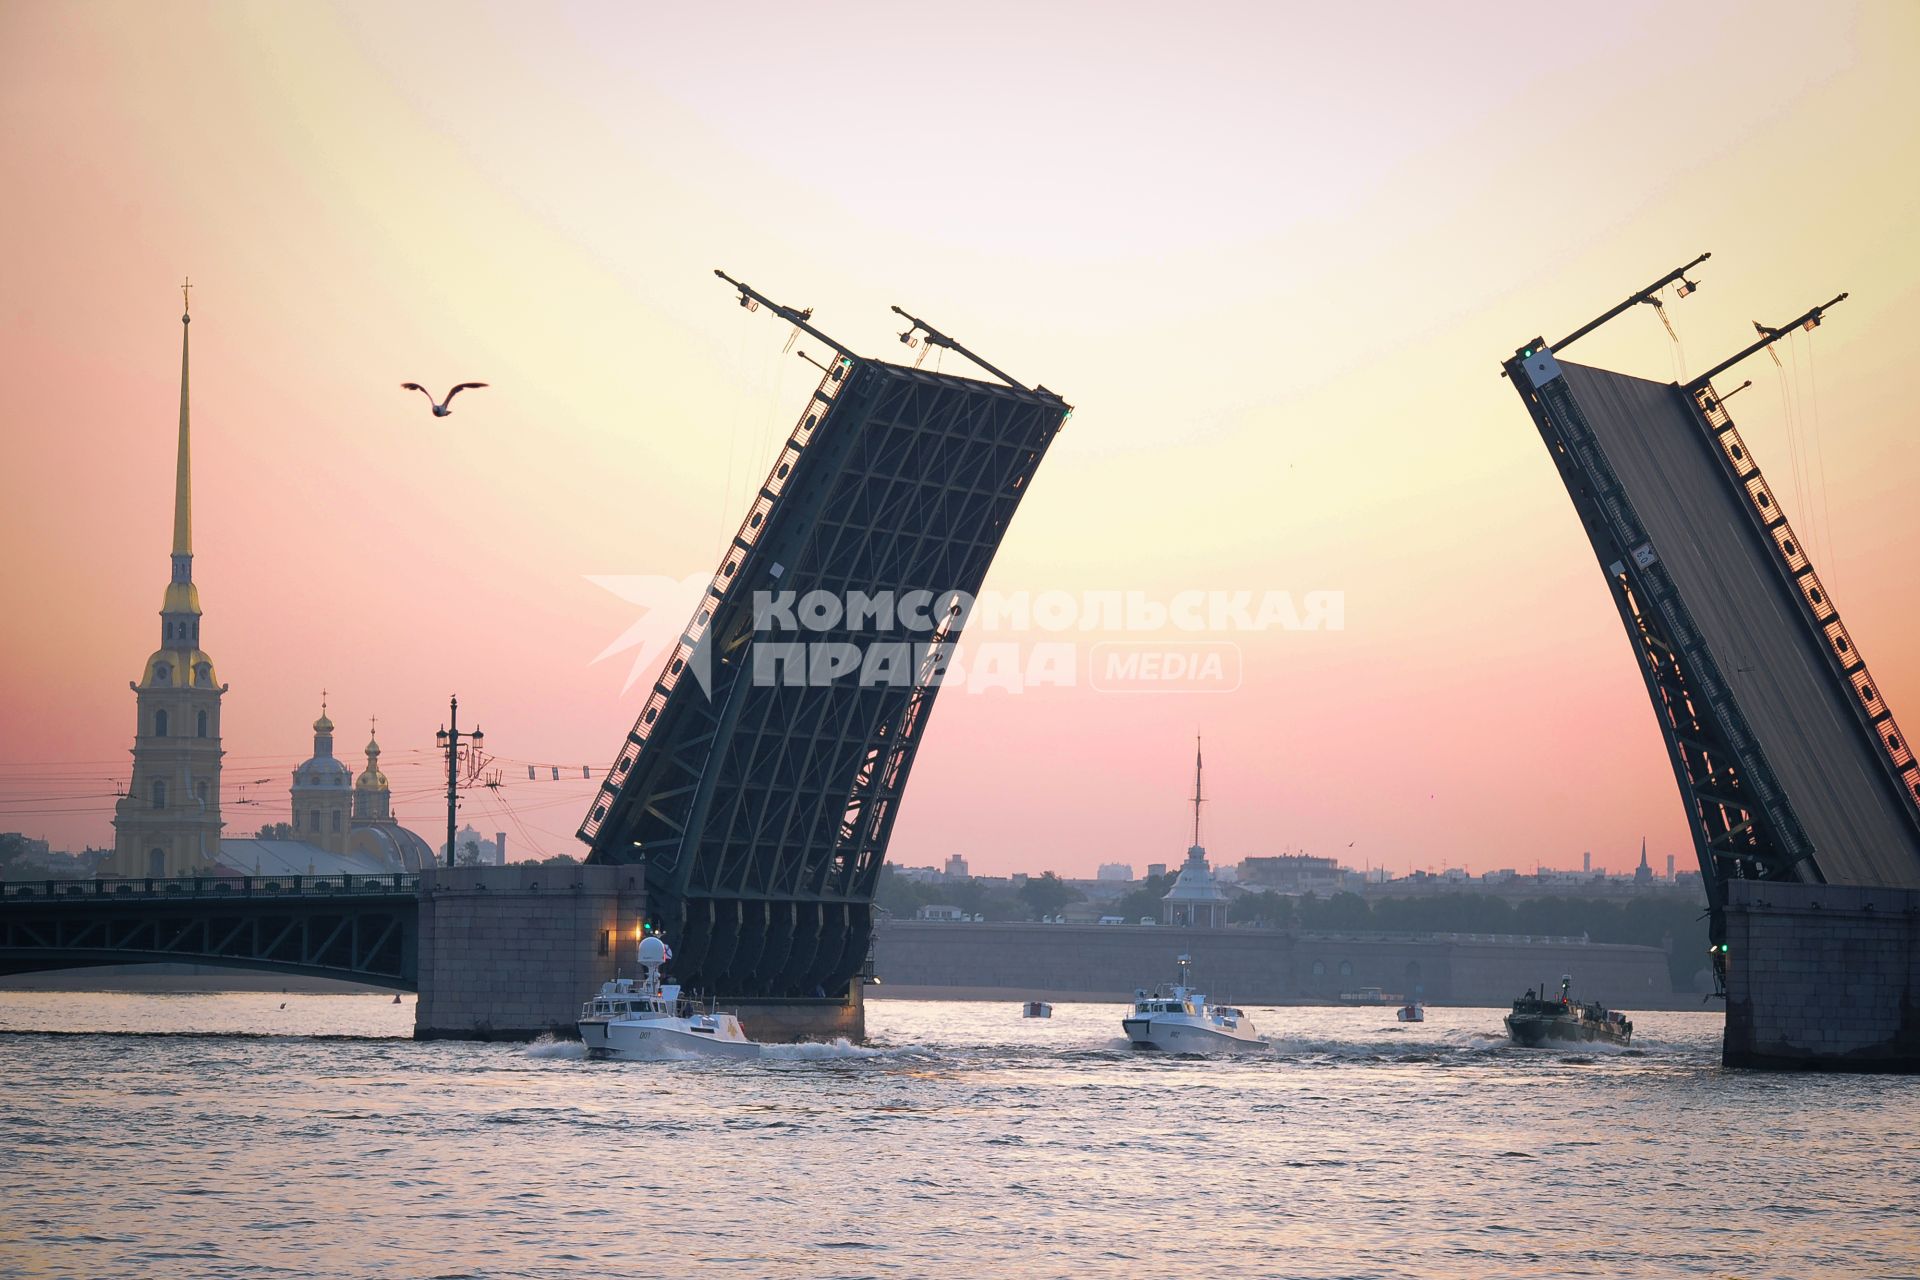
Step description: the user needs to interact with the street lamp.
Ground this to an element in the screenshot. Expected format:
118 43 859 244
435 695 484 869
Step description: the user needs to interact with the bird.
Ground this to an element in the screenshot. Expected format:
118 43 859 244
401 381 488 417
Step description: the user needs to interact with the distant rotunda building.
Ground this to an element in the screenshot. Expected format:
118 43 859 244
1162 738 1229 928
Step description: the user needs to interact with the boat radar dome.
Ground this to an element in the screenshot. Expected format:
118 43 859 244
638 936 668 965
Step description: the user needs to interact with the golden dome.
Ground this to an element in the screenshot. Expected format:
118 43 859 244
356 733 388 791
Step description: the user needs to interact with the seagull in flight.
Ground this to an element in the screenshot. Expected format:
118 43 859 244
401 381 488 417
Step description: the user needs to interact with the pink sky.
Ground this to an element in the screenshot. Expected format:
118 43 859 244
2 2 1916 877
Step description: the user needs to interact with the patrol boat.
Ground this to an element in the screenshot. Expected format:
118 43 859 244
1504 974 1633 1048
578 935 763 1060
1123 954 1268 1053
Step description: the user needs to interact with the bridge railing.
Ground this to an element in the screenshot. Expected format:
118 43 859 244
0 874 420 901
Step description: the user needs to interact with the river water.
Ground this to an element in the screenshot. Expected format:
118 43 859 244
1 993 1914 1279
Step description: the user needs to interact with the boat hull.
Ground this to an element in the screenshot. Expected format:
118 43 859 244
578 1018 764 1060
1504 1013 1631 1048
1123 1017 1268 1054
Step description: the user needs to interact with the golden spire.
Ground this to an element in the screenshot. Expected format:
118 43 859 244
173 277 192 558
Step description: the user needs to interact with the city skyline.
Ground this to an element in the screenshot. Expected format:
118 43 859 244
4 2 1918 877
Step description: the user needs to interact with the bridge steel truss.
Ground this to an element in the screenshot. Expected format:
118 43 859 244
580 345 1070 1000
1506 331 1920 978
0 876 418 988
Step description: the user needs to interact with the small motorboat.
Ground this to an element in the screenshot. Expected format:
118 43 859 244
578 935 763 1060
1022 1000 1054 1019
1396 1002 1424 1023
1122 954 1268 1054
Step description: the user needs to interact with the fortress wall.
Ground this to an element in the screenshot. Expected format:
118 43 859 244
873 920 1673 1006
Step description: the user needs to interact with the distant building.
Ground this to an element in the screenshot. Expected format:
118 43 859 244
1634 839 1653 885
102 300 433 881
1163 843 1229 928
916 904 964 922
1666 854 1676 880
107 304 225 878
1161 739 1227 928
1097 862 1134 882
437 824 506 868
1239 854 1343 892
944 853 970 880
1146 863 1167 880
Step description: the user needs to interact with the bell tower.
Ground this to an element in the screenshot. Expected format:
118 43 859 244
109 283 228 878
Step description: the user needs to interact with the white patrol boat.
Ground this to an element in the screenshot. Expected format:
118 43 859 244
1123 954 1269 1054
578 935 763 1060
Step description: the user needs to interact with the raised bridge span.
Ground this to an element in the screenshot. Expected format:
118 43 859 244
1506 255 1920 1068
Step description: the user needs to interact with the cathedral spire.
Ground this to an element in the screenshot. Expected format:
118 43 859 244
173 277 193 561
161 280 202 634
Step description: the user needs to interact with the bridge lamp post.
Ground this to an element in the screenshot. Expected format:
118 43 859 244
434 695 484 869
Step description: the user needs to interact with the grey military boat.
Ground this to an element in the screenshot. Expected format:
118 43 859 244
1504 975 1633 1048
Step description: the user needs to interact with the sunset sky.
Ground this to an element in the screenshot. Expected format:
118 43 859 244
2 1 1916 877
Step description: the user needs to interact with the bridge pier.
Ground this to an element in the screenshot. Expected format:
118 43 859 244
1724 881 1920 1072
412 865 865 1042
414 864 645 1040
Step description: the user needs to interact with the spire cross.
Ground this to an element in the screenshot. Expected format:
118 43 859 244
181 277 192 316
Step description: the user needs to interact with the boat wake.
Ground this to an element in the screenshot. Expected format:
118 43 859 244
761 1037 889 1061
522 1035 587 1060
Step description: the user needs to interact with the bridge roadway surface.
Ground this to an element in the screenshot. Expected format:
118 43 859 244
1562 361 1920 885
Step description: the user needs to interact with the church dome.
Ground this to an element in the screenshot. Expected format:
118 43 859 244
296 753 353 788
294 700 351 789
355 735 389 791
